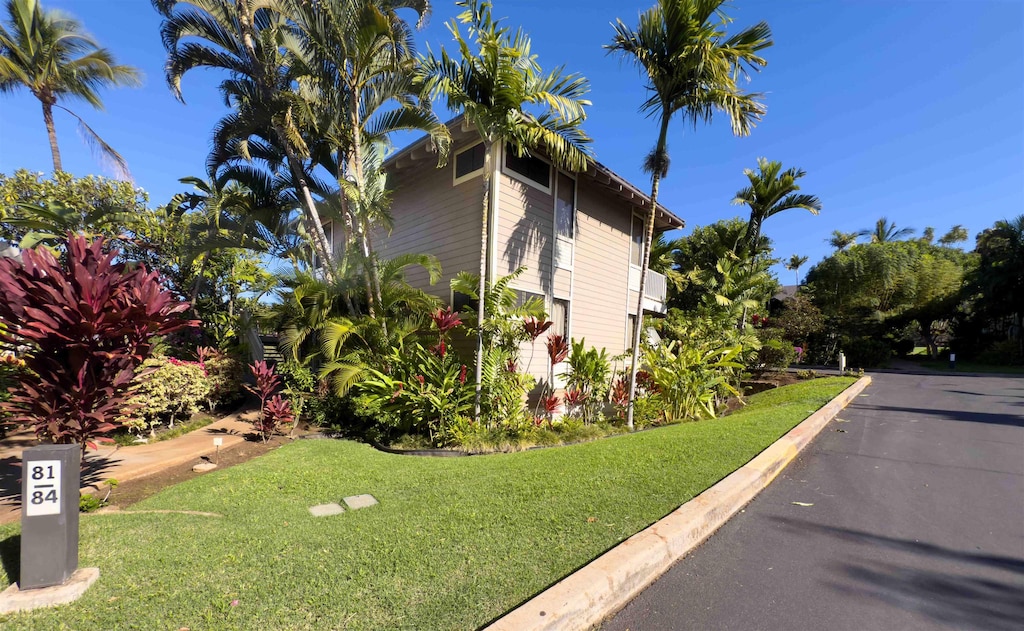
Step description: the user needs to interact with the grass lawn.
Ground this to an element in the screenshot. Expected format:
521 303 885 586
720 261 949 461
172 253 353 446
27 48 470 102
0 377 855 630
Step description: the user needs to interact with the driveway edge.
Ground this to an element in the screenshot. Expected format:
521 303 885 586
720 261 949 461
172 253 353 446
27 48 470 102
484 375 872 631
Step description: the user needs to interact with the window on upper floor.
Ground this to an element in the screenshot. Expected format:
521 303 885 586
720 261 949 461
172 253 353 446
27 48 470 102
554 172 576 269
454 142 486 184
630 214 644 267
555 173 575 239
504 144 551 190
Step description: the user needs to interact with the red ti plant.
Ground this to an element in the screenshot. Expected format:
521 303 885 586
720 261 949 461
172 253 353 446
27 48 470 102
246 361 291 442
546 334 570 365
430 307 463 335
540 394 561 427
611 377 630 411
256 395 294 441
523 317 553 341
564 388 587 419
0 235 195 452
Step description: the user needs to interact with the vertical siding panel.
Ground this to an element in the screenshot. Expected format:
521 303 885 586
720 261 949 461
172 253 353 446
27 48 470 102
379 156 484 301
571 183 633 356
497 174 553 294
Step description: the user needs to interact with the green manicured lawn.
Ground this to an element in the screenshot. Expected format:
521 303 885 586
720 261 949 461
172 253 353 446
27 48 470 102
0 377 855 630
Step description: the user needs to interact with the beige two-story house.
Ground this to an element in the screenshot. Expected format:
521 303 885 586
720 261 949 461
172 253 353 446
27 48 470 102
345 119 684 381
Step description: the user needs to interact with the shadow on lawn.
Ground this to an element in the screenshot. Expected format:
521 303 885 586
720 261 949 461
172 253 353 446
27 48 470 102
0 533 18 583
0 453 119 509
773 518 1024 631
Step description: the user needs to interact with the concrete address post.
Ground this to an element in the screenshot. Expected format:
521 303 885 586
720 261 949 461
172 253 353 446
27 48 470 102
20 444 81 589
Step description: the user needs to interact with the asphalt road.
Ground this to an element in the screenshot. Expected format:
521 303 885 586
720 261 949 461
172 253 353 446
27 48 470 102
602 371 1024 631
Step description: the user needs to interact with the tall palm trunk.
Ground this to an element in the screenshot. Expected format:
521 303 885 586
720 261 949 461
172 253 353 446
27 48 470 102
281 140 337 283
473 140 495 422
235 1 334 284
626 114 669 430
41 99 62 172
334 161 359 317
348 98 383 324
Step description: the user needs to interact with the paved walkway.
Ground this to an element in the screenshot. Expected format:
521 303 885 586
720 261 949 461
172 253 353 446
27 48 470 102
0 410 257 524
603 371 1024 631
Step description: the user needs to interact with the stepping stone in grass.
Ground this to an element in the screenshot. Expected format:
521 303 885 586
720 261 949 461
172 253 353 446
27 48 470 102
309 503 345 517
343 494 378 510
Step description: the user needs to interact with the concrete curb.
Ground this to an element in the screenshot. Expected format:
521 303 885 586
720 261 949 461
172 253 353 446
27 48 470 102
484 376 873 631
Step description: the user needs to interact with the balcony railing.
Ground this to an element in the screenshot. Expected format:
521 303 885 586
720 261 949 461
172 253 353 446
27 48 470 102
628 267 668 311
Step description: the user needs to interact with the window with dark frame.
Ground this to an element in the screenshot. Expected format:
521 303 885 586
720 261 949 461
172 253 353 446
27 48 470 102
454 142 486 180
452 290 475 313
505 144 550 189
555 173 575 238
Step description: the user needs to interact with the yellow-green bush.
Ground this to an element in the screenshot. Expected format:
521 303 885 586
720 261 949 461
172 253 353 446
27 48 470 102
121 357 211 434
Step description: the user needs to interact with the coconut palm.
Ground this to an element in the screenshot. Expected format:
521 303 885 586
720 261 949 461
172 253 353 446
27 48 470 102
827 230 858 251
607 0 772 428
152 0 336 281
859 217 914 243
785 253 808 285
734 158 821 257
419 0 592 417
0 0 140 176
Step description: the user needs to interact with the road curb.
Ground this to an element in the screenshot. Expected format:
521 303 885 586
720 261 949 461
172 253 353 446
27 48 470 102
484 375 873 631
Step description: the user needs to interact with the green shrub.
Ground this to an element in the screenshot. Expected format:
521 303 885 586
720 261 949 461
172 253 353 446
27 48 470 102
79 493 102 513
643 340 743 422
565 339 611 424
755 339 797 371
976 339 1024 366
629 393 666 429
843 337 892 368
122 357 211 434
276 360 317 419
0 352 26 439
359 343 474 446
202 351 245 410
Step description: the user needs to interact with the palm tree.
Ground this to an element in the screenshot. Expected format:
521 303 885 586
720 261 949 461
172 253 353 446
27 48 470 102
785 253 808 285
420 0 592 418
827 229 858 251
0 0 140 176
168 174 290 304
152 0 336 281
607 0 773 428
938 224 968 246
920 226 935 244
859 217 914 243
287 0 450 320
734 158 821 257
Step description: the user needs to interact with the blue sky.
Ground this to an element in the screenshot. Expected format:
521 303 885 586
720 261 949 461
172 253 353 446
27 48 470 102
1 0 1021 282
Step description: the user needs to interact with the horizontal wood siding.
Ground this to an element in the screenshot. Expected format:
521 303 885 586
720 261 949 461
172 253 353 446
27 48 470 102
571 182 633 356
379 154 483 300
553 267 571 298
497 173 552 294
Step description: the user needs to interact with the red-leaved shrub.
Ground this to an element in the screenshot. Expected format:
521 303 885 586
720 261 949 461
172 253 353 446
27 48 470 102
245 361 294 442
0 235 195 450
